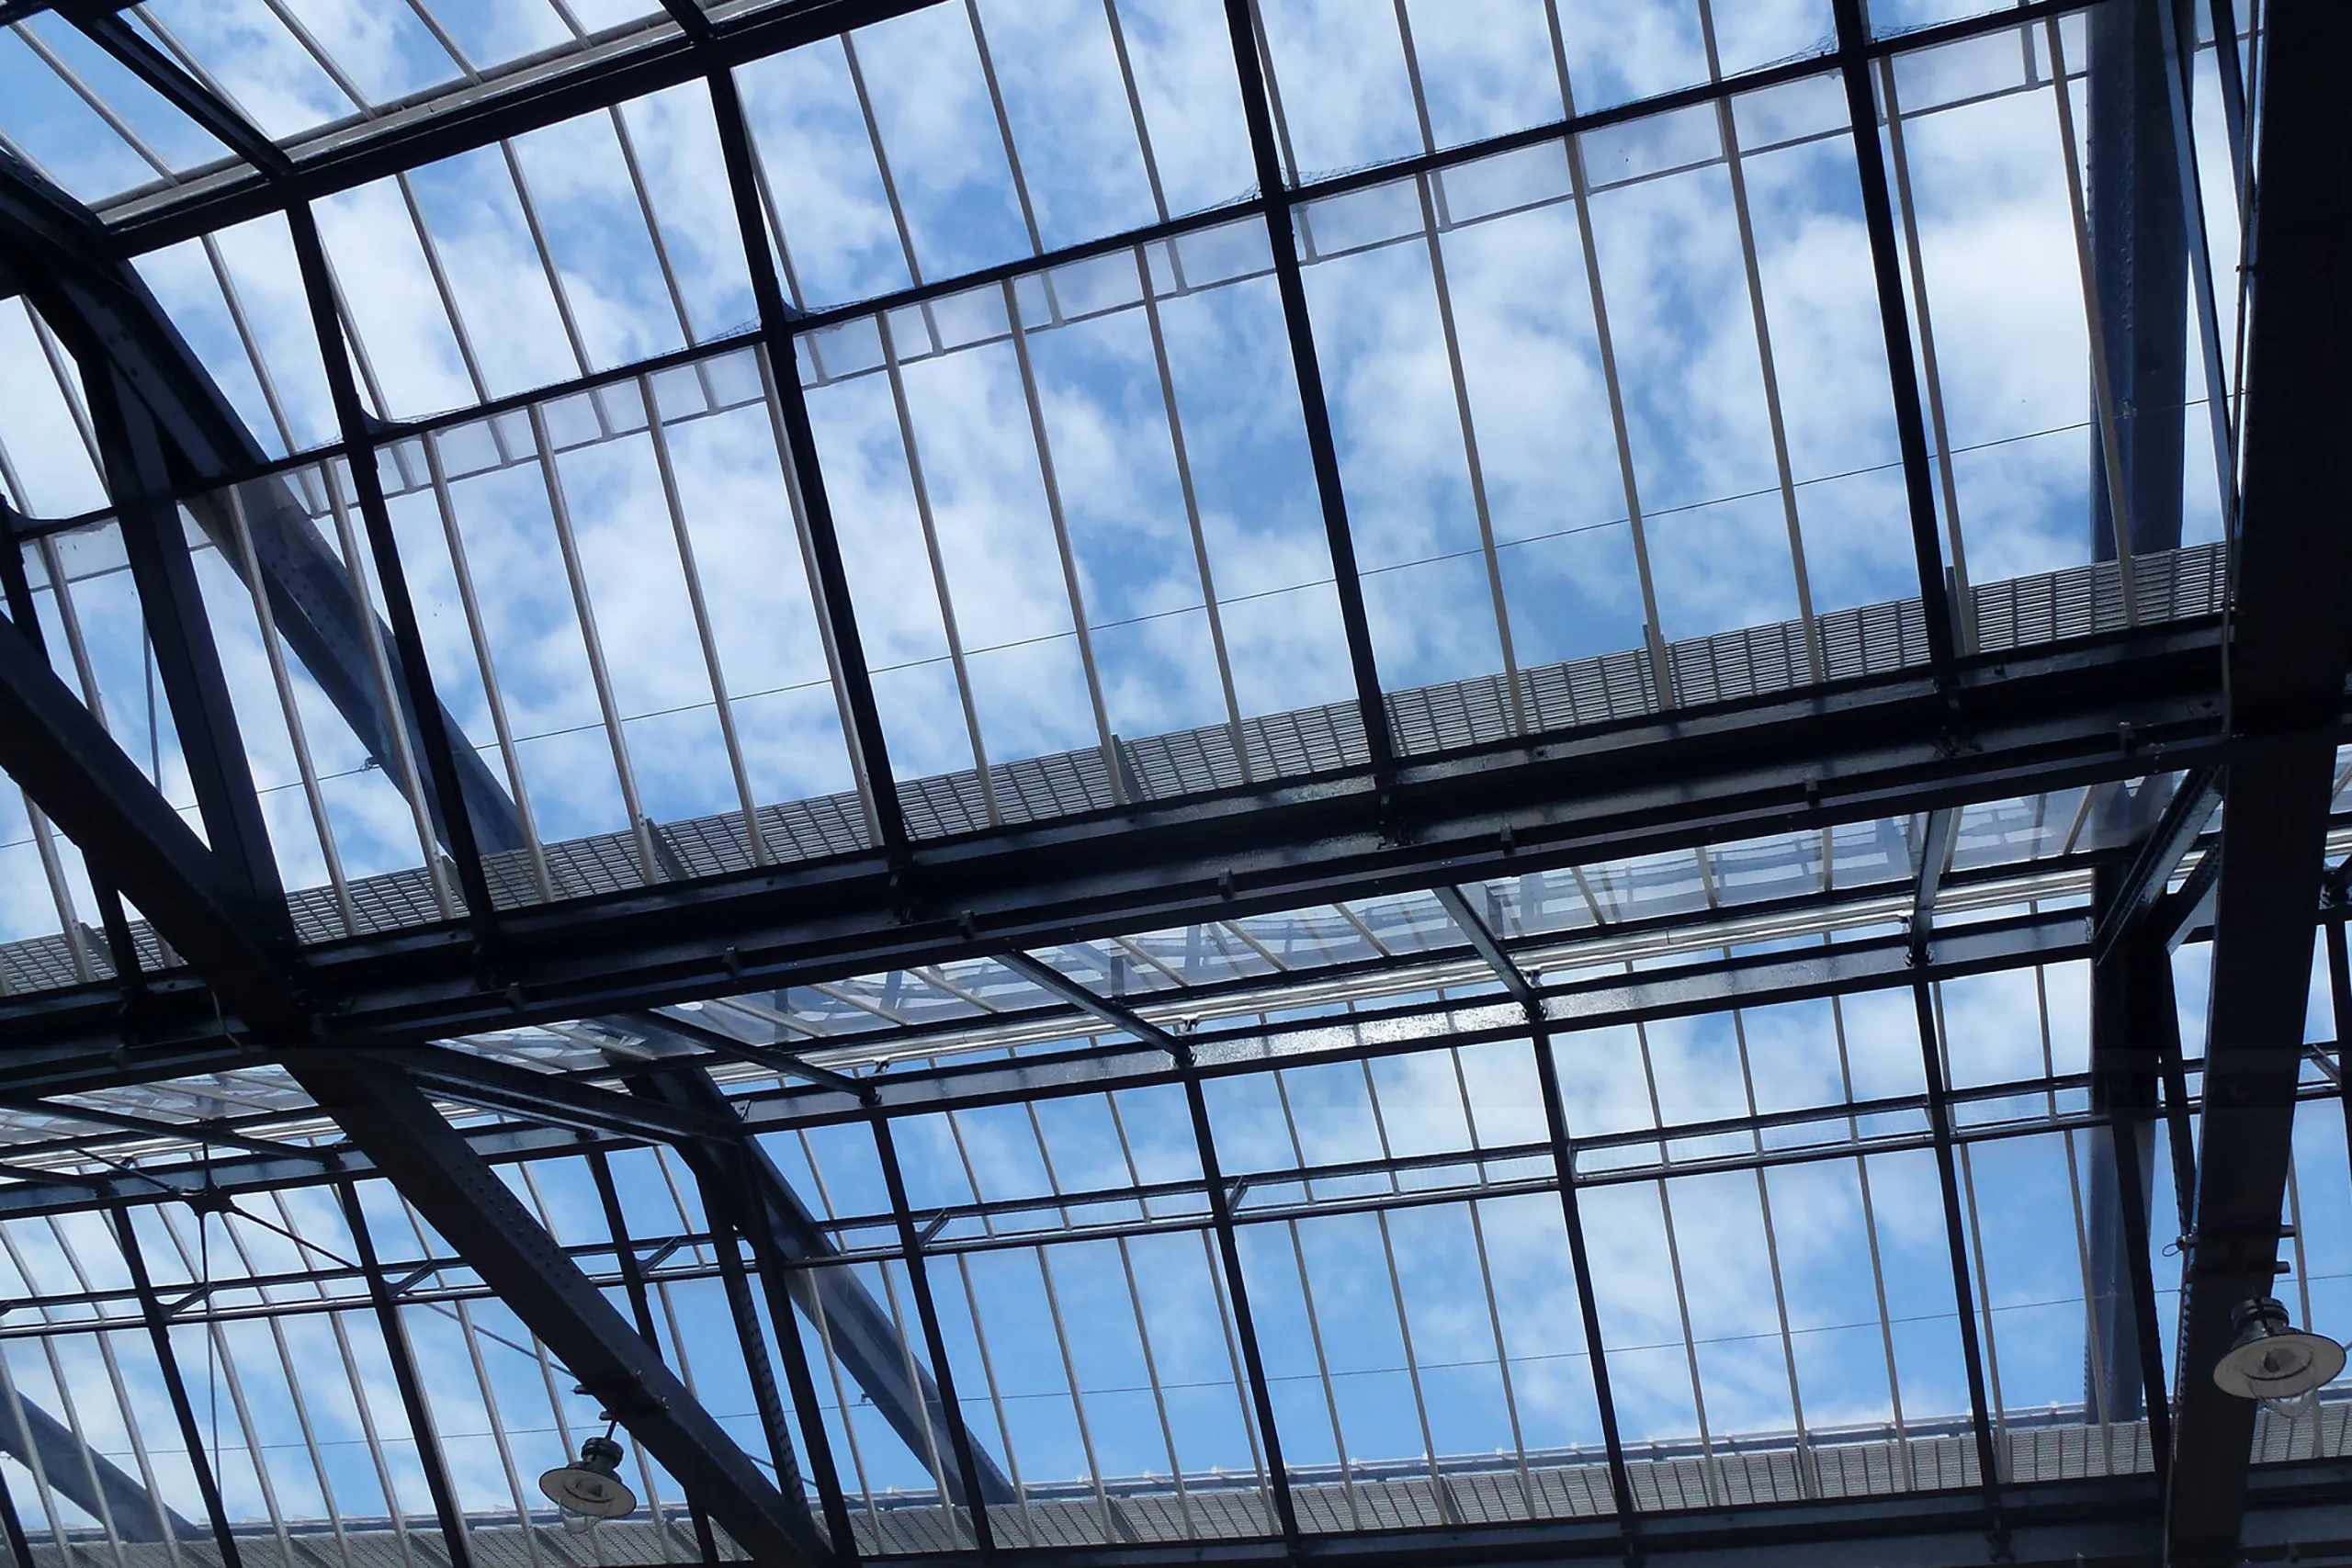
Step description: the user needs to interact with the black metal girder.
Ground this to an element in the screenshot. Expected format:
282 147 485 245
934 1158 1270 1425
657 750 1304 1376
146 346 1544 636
2090 764 2219 964
0 900 2101 1223
766 1463 2352 1568
2085 866 2175 1443
627 1067 1018 1506
283 1052 828 1566
83 360 292 950
44 620 2242 1051
0 1392 197 1542
61 5 291 178
2163 6 2352 1561
1831 0 1958 679
2 148 1001 1508
0 152 524 856
0 606 303 1031
357 1044 740 1144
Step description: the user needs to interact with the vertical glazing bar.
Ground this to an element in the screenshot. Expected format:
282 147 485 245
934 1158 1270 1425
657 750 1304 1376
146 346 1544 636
1827 989 1917 1487
782 1134 887 1533
236 1200 361 1566
152 1212 298 1568
873 310 999 825
398 172 499 412
1729 1009 1816 1493
0 1438 33 1568
1100 1094 1201 1534
525 400 658 881
1909 981 2003 1492
198 235 301 457
337 1181 476 1568
1413 170 1527 729
107 1206 242 1568
1829 0 1960 679
2155 1 2240 534
998 278 1123 802
937 1111 1041 1540
225 484 355 934
1697 0 1825 680
1218 0 1395 787
720 1149 862 1561
1102 0 1170 225
1132 247 1250 782
419 431 551 901
1539 2 1672 705
500 144 596 385
640 375 763 863
321 463 454 916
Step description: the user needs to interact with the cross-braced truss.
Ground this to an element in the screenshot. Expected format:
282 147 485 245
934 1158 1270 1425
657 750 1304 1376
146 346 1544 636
0 2 2348 1566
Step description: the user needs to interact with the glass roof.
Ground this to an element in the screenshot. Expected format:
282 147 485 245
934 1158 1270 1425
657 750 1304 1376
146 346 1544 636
0 0 2319 1562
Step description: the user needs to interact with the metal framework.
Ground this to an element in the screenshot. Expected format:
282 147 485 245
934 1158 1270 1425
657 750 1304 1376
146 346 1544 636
0 2 2347 1567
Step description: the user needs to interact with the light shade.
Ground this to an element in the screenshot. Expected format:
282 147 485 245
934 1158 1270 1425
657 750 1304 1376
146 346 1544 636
538 1435 638 1523
2211 1299 2346 1402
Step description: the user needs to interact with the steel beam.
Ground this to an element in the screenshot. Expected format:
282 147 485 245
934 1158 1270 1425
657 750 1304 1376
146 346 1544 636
337 1178 476 1568
0 902 2098 1224
5 152 981 1517
1220 0 1395 788
628 1067 1017 1507
353 1045 739 1144
2163 6 2352 1560
287 1053 827 1566
0 620 2245 1055
0 1389 197 1542
109 1204 242 1568
84 363 292 949
2086 0 2189 564
62 4 291 178
2085 868 2174 1449
1438 888 1634 1527
0 152 523 857
1911 981 2002 1495
2091 765 2219 964
0 592 303 1031
1831 0 1959 680
585 1148 725 1563
703 62 908 862
736 1463 2352 1568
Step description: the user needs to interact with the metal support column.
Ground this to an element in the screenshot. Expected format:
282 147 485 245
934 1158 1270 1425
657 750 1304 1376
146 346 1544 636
2088 0 2190 563
2086 866 2177 1454
2164 6 2352 1558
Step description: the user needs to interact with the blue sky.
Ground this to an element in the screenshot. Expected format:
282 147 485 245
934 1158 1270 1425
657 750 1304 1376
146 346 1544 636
0 0 2327 1550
